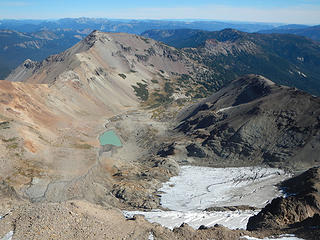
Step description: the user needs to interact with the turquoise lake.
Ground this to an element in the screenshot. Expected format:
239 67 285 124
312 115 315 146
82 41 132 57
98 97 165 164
99 130 122 147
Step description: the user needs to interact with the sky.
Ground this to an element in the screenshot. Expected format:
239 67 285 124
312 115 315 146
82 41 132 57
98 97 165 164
0 0 319 24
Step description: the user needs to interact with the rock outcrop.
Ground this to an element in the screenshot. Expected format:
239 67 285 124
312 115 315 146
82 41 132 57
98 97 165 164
247 167 320 230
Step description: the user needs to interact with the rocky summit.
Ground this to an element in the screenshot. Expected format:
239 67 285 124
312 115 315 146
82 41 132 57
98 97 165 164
0 30 319 239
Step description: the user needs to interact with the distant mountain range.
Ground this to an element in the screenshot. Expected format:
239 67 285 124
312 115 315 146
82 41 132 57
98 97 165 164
142 29 320 96
0 18 280 34
1 18 320 96
3 19 318 41
259 24 320 42
0 18 282 79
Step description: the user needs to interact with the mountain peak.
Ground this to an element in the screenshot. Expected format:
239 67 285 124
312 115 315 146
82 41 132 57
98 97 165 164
23 59 38 69
88 29 102 36
216 28 246 42
83 30 104 47
236 74 275 87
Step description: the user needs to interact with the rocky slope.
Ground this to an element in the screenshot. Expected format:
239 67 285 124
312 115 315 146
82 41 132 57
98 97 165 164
158 74 320 170
0 199 263 240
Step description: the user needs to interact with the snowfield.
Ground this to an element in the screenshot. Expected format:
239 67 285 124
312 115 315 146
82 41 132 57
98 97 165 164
124 166 291 230
0 231 13 240
124 209 259 230
159 166 290 211
241 234 304 240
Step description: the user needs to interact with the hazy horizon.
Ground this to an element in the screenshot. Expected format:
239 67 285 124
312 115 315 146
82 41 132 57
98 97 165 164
0 18 290 26
0 0 319 25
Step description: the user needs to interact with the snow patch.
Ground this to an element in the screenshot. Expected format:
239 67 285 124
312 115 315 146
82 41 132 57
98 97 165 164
241 234 304 240
297 57 304 62
0 231 13 240
216 106 234 113
0 211 10 220
296 71 307 78
148 232 154 240
124 209 259 230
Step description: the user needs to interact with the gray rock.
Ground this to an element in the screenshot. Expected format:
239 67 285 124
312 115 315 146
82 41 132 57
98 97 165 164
186 143 207 158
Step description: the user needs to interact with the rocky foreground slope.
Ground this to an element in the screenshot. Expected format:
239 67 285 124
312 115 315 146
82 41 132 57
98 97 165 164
0 168 319 239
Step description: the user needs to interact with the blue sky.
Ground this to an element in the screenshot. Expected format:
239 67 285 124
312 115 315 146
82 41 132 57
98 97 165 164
0 0 319 24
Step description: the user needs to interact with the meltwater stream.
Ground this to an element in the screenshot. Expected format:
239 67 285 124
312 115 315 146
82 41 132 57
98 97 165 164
124 166 290 230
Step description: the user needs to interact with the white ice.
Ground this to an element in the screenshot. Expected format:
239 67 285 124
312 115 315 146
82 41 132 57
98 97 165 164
216 106 234 113
124 166 290 230
124 209 259 230
148 232 154 240
241 234 305 240
0 231 13 240
159 166 289 211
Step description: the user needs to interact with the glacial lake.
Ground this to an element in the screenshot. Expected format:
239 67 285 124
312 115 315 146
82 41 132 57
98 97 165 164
99 130 122 147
